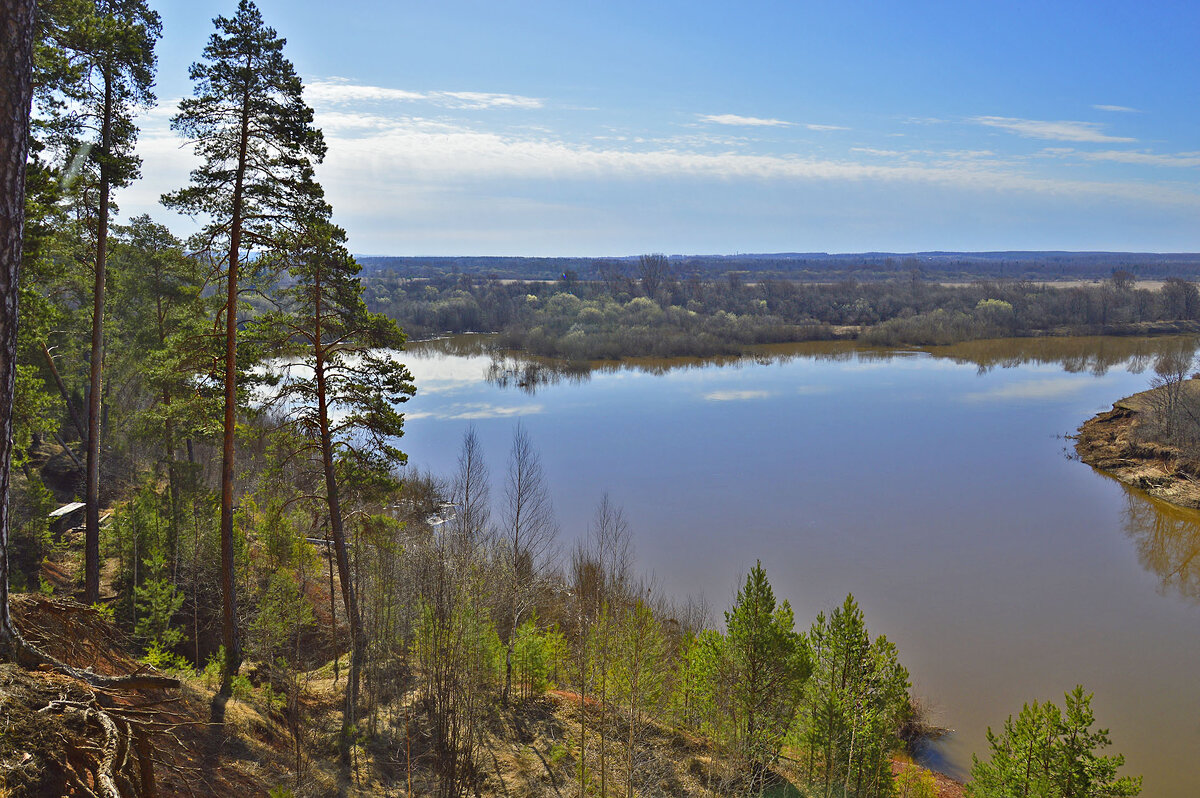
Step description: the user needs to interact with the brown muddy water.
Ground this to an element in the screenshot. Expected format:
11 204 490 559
400 334 1200 796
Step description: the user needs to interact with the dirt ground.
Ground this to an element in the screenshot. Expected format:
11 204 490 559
0 595 964 797
1074 383 1200 509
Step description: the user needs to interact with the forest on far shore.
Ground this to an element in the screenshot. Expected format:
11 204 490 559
358 251 1200 283
364 256 1200 359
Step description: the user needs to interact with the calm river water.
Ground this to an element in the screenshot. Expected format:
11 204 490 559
399 334 1200 797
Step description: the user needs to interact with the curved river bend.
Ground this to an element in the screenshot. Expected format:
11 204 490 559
398 335 1200 797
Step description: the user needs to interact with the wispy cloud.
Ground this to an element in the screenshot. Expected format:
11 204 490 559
306 78 543 110
973 116 1135 143
703 389 774 401
130 80 1200 254
1037 146 1200 169
697 115 847 131
852 147 997 162
307 119 1200 209
1081 150 1200 168
1093 104 1140 113
133 104 1200 232
699 113 793 127
439 91 544 110
941 149 996 159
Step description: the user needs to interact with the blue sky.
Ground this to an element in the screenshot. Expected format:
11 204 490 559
126 0 1200 256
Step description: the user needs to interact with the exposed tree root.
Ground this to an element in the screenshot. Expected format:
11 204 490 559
6 596 181 691
40 699 124 798
3 626 180 690
0 597 179 796
36 693 166 798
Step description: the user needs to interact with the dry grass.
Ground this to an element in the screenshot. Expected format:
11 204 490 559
0 596 958 797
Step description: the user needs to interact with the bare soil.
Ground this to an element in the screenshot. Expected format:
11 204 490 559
1 595 293 797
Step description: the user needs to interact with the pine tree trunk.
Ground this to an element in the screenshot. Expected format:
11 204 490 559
157 296 179 579
218 70 253 691
85 66 115 606
0 0 36 654
312 274 364 770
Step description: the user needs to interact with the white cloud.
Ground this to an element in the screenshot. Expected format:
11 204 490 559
703 389 774 401
1093 104 1140 113
306 80 425 104
437 91 544 110
315 110 407 132
125 91 1200 249
697 114 846 131
941 149 996 159
306 120 1200 210
699 113 793 127
1081 150 1200 168
853 147 998 162
1037 146 1200 169
973 116 1135 143
305 78 543 110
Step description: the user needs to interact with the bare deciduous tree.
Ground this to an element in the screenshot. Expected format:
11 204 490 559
1145 343 1199 447
571 492 633 797
499 423 557 704
451 425 490 560
637 253 672 303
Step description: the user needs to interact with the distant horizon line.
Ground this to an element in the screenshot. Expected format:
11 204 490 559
353 250 1200 260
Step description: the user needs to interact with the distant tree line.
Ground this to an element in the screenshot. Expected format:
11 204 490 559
359 252 1200 283
364 258 1200 359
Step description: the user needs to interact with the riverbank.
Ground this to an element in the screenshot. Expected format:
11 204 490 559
410 319 1200 363
1075 383 1200 509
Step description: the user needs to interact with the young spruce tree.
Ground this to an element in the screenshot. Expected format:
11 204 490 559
725 560 811 771
967 686 1141 798
162 0 325 687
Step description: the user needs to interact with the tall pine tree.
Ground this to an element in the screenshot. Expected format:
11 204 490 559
66 0 161 604
162 0 325 686
0 0 39 656
256 214 413 765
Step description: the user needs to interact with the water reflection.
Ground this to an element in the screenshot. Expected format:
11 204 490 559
408 334 1200 395
1119 482 1200 602
401 331 1200 795
485 357 591 394
925 336 1197 377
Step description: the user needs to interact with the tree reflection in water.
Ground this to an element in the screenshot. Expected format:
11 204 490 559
1120 483 1200 602
485 357 592 394
411 332 1200 395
